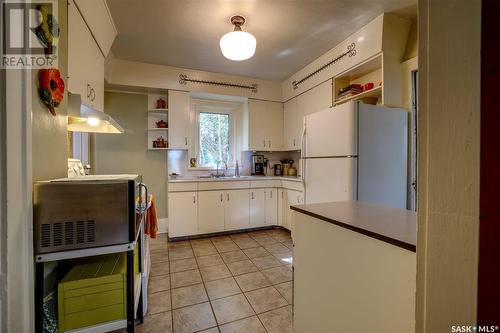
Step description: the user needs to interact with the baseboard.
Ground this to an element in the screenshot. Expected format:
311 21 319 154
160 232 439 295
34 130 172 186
157 218 168 234
168 225 290 242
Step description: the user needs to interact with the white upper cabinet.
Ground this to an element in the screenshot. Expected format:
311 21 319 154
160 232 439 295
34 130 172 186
247 99 283 151
297 80 333 118
283 98 299 150
74 0 117 57
283 80 333 151
68 0 105 111
168 91 190 149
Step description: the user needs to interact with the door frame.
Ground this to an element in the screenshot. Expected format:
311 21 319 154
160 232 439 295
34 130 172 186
477 0 500 324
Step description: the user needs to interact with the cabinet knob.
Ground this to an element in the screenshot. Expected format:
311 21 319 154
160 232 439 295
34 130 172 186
268 140 271 148
263 140 266 148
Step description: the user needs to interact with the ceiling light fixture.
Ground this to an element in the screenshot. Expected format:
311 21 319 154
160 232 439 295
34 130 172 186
220 15 256 61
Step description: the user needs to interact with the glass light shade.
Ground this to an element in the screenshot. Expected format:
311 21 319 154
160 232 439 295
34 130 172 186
219 31 256 61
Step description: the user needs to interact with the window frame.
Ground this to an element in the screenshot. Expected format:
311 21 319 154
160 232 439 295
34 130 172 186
191 100 241 169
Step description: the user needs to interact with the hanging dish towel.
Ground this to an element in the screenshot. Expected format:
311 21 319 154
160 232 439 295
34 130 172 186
145 194 158 239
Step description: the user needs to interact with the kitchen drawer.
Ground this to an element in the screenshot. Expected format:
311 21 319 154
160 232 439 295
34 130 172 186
198 181 250 191
168 182 198 192
250 180 281 188
281 180 304 192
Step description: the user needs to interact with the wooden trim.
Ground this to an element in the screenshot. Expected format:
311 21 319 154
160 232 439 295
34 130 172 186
478 0 500 325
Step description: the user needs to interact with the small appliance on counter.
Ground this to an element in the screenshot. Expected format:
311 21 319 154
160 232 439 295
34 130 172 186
251 154 265 175
273 164 283 176
281 159 295 176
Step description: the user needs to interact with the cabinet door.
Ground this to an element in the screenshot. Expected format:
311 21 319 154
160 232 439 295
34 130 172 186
74 0 117 57
297 79 333 118
68 0 105 111
168 90 190 149
278 189 287 227
265 188 278 225
168 192 198 237
68 0 91 98
225 190 250 231
248 99 269 151
285 190 300 231
283 98 299 150
266 102 284 151
249 189 266 227
198 191 225 234
89 44 105 111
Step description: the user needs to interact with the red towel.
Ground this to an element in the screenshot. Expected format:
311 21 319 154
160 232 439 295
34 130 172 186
145 194 158 239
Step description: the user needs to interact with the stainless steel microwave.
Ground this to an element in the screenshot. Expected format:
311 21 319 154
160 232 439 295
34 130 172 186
33 175 147 255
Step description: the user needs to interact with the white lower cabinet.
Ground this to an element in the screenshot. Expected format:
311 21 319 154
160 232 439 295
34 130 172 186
278 189 288 228
168 192 198 237
265 188 278 225
168 182 303 237
198 191 225 234
225 190 250 231
250 189 266 227
286 190 304 232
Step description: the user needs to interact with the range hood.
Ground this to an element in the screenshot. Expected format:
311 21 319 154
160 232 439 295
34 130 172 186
67 93 124 134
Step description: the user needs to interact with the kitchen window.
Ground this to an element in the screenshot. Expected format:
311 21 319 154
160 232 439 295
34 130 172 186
198 112 231 167
192 99 243 168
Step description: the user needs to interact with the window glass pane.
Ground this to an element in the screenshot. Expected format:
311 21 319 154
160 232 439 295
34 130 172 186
199 112 230 166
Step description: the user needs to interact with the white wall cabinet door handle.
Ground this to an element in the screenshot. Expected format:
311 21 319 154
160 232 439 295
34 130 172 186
220 193 223 202
227 193 230 201
270 190 273 199
185 137 188 146
251 192 254 200
193 196 196 204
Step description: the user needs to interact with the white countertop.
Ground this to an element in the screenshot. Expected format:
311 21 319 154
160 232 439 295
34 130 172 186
168 175 302 183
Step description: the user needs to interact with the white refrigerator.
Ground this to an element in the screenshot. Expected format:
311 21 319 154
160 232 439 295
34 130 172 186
302 101 408 209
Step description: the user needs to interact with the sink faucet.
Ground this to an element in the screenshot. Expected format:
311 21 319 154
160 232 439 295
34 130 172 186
216 160 228 177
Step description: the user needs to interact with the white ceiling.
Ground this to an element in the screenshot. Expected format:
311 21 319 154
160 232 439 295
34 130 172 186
106 0 416 81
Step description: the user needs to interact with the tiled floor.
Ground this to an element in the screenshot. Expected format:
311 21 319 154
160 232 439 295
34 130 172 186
139 229 294 333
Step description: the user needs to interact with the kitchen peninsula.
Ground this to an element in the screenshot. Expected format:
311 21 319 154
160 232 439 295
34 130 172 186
291 201 417 333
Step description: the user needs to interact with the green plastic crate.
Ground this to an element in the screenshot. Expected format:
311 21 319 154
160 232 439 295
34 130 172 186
57 253 127 332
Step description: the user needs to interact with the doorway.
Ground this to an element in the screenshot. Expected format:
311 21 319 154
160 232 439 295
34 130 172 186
409 70 418 211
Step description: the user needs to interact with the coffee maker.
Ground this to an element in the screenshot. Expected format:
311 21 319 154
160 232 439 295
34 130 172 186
251 155 265 175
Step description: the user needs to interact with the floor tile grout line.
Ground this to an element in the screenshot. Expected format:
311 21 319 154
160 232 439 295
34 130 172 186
146 230 292 332
192 241 221 330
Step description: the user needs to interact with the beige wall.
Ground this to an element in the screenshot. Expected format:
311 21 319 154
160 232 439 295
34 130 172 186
416 0 481 331
32 0 69 182
93 92 168 218
403 21 418 62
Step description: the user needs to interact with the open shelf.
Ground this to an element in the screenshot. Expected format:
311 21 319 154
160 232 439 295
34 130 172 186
333 54 383 105
148 128 168 131
148 108 168 113
334 86 382 106
148 147 169 151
